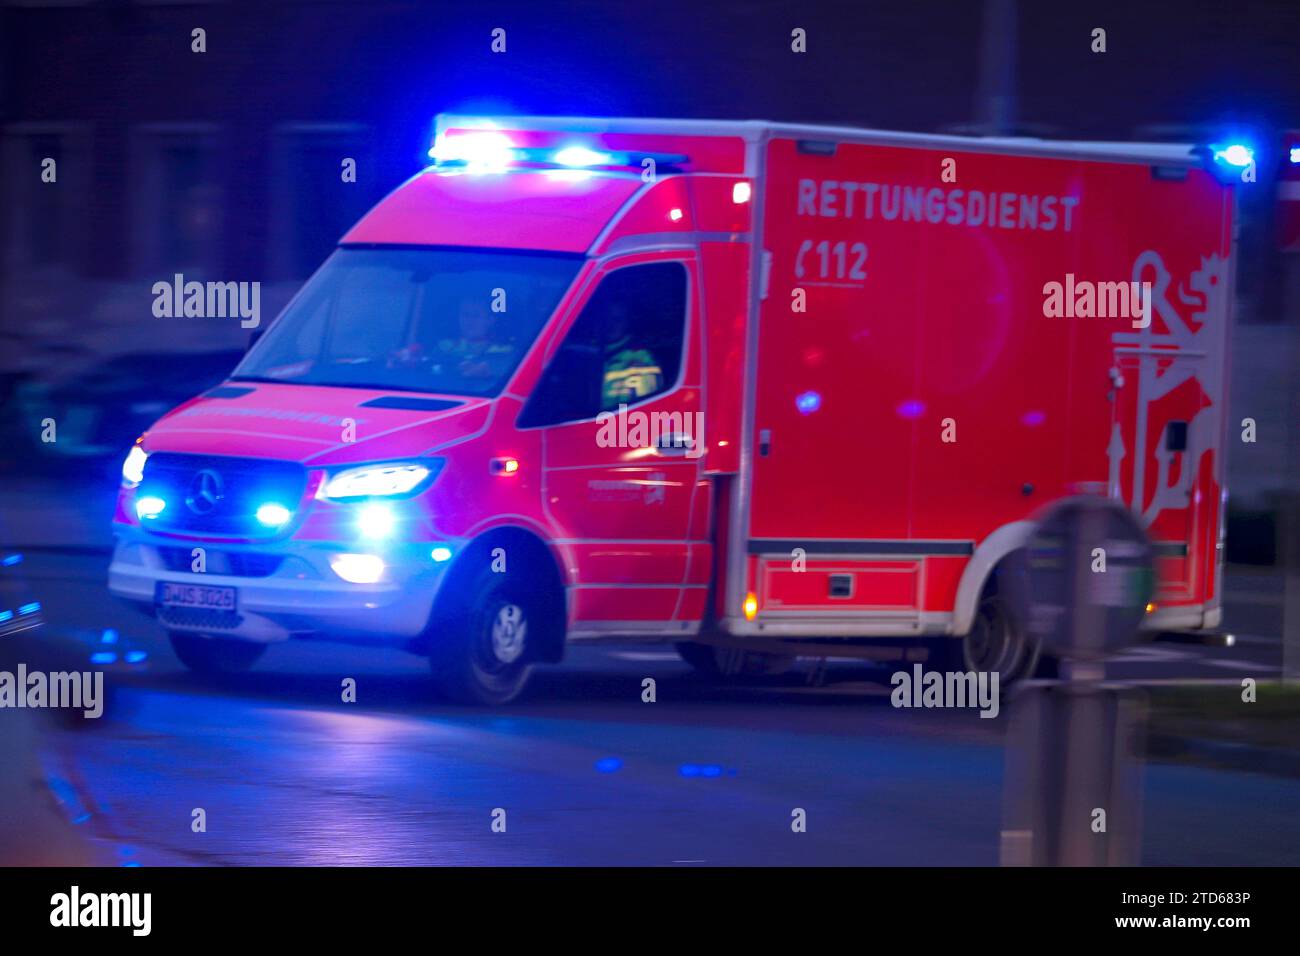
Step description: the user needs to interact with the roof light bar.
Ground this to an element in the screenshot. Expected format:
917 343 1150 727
430 135 688 173
553 145 614 167
427 131 517 171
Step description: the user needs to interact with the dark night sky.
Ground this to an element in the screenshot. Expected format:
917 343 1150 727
3 0 1298 295
7 0 1300 143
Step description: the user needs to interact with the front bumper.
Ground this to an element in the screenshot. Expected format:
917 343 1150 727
107 526 453 644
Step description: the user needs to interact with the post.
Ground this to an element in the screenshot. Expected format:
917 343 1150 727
1000 496 1154 866
973 0 1018 136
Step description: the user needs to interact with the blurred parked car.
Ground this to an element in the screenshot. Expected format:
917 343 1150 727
10 349 244 473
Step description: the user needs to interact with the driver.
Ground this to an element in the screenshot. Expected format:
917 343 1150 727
435 298 515 381
601 305 663 408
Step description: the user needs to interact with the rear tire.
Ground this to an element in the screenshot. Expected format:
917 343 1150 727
956 593 1040 685
169 631 266 673
429 565 547 705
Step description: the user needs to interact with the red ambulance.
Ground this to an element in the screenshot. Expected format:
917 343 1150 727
108 115 1238 702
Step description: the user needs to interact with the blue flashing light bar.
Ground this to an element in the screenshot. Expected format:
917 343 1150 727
428 132 688 172
553 145 615 167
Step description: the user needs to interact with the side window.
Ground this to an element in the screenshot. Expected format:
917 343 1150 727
519 262 687 428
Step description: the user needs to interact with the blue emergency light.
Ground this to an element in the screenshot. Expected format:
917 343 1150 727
255 503 292 528
1212 144 1254 167
136 496 167 519
1199 142 1257 184
428 131 687 172
553 145 615 167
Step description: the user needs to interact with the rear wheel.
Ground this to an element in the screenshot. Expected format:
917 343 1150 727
168 631 266 673
959 593 1040 684
430 566 546 705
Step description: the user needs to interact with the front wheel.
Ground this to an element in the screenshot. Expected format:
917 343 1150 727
430 568 543 705
169 631 266 673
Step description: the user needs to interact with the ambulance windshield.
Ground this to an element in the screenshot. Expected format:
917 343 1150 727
232 247 582 397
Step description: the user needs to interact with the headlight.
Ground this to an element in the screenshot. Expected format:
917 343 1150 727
122 443 148 487
318 460 441 501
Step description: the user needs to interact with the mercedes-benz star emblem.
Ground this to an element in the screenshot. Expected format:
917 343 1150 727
186 469 224 515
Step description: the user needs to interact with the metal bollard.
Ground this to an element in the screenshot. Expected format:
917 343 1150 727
999 496 1155 866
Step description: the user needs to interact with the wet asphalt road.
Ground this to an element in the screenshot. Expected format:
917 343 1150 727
6 550 1299 866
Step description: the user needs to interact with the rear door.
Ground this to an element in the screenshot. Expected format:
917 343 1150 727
1109 269 1229 613
1105 178 1232 618
1109 350 1203 600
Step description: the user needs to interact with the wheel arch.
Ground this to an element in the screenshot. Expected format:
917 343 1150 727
434 525 569 662
951 520 1035 635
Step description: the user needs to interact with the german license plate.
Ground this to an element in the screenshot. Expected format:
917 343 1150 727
156 582 237 611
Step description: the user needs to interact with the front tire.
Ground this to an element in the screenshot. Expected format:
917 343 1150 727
169 631 266 673
429 567 544 705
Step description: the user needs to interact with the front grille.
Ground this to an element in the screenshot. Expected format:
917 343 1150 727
158 605 244 631
139 453 307 537
155 547 285 577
